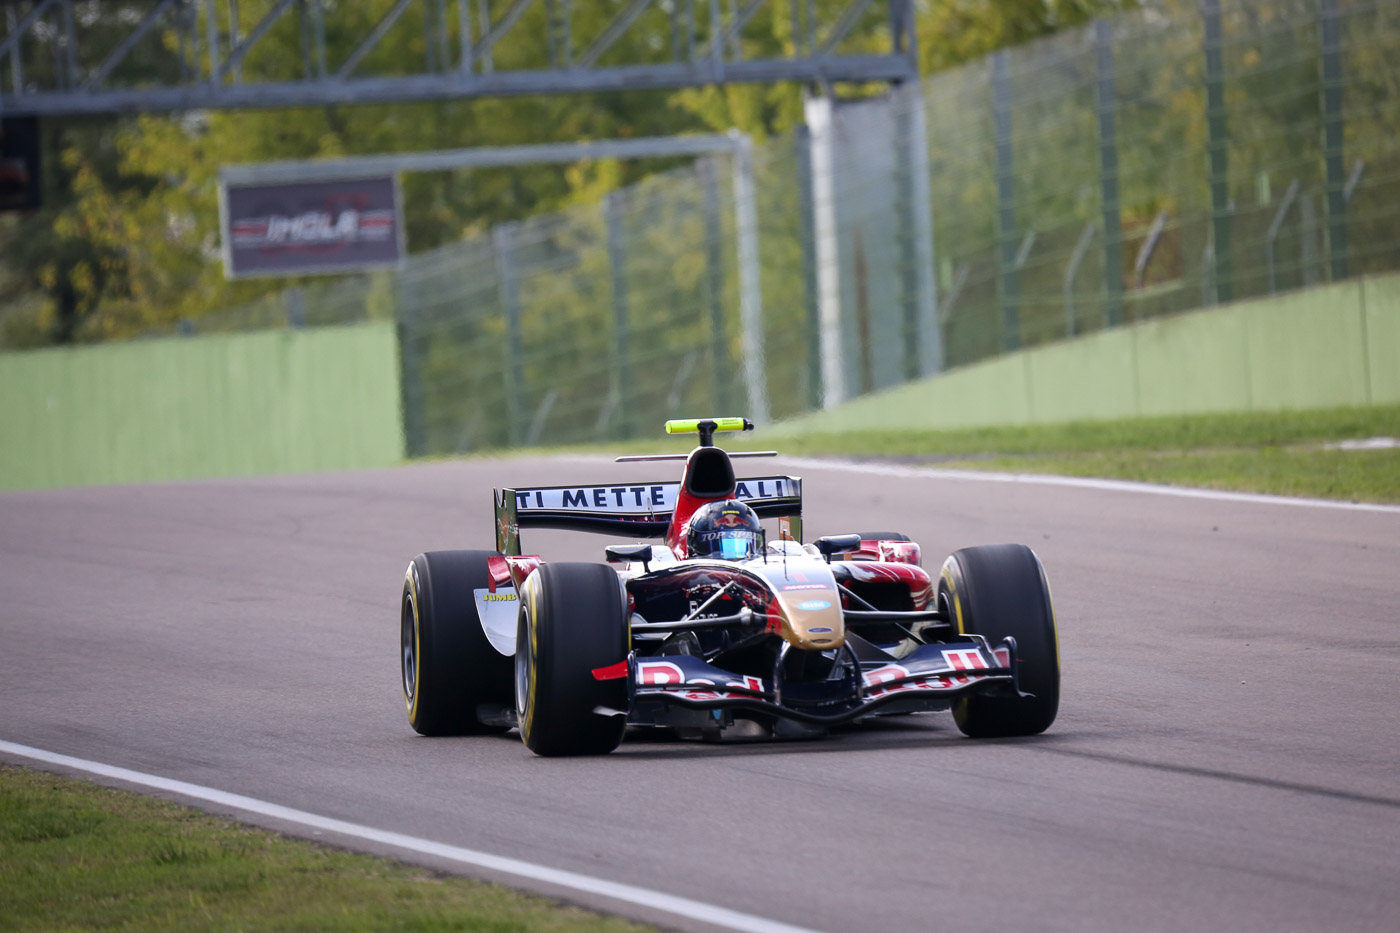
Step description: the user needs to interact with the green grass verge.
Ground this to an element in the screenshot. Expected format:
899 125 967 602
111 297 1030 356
751 406 1400 504
0 765 653 933
540 405 1400 504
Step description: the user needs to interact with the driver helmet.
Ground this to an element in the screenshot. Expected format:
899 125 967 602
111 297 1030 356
687 499 763 560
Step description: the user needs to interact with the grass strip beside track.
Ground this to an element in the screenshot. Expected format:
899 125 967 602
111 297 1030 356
0 765 653 933
760 406 1400 504
557 405 1400 505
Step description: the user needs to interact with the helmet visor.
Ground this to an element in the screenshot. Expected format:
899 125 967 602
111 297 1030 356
717 534 757 560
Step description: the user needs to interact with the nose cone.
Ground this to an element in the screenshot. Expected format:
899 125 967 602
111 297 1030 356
780 595 845 649
749 556 846 649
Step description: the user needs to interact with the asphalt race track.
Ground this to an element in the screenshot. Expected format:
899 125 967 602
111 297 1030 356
2 455 1398 933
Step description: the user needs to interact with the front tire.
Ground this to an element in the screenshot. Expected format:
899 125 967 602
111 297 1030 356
402 550 513 736
516 563 630 756
939 544 1059 738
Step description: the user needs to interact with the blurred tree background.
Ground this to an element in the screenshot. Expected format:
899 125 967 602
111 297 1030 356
0 0 1127 347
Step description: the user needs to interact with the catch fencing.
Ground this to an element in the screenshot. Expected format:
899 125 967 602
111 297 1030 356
168 0 1400 455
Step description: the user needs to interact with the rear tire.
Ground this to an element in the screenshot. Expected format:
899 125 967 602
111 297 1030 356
516 563 630 756
938 544 1059 738
402 550 513 736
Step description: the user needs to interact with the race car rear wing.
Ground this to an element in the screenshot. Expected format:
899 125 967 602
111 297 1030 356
494 476 802 555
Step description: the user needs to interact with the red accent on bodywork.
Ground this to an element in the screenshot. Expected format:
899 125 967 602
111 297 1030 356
503 555 545 590
848 539 922 566
833 560 934 609
764 597 783 634
876 540 922 566
591 661 629 681
486 555 513 592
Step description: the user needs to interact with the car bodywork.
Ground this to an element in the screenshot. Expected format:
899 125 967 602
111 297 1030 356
464 418 1036 741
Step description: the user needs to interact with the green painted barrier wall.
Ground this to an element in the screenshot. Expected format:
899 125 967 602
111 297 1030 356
0 323 404 491
771 272 1400 435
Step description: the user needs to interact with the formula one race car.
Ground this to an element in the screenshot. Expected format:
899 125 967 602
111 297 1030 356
400 418 1059 756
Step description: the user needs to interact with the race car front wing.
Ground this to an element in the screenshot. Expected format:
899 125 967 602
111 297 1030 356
599 637 1026 728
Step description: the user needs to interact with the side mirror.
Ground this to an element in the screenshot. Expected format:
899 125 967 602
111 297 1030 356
605 544 654 571
814 534 861 561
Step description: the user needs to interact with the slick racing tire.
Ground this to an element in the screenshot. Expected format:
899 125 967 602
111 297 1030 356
516 562 630 757
402 550 513 736
938 544 1059 738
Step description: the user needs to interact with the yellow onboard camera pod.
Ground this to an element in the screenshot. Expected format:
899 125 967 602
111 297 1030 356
664 418 754 448
664 418 753 435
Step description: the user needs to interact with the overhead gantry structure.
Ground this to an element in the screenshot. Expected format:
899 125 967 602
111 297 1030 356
0 0 918 116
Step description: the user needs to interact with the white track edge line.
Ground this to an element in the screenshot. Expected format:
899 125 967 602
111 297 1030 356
561 453 1400 514
772 457 1400 513
0 739 822 933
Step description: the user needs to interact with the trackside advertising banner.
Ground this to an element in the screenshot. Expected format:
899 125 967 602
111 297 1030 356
219 175 404 278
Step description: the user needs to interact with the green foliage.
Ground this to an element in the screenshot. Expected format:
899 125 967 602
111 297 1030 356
0 0 1129 345
918 0 1129 73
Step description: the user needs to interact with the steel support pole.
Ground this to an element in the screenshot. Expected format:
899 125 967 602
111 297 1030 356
60 0 77 89
794 124 823 410
1094 19 1125 327
5 6 23 94
893 80 941 378
992 51 1019 350
221 134 746 184
493 223 525 448
1203 0 1232 304
604 190 634 438
730 131 770 424
699 157 730 415
806 92 845 408
203 0 221 86
228 0 243 82
457 0 473 74
1319 0 1346 282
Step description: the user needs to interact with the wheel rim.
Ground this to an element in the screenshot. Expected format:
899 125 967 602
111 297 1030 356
514 610 533 722
401 591 416 702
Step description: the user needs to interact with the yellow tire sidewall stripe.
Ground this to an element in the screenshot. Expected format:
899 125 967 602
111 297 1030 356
404 563 422 722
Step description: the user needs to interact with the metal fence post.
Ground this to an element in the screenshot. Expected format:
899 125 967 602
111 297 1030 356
794 124 823 410
492 222 525 448
394 273 427 457
1203 0 1233 304
1265 179 1300 294
1301 192 1319 288
1319 0 1347 282
729 131 770 425
604 189 634 438
699 156 730 415
284 287 305 328
1094 19 1125 328
992 51 1020 351
1064 222 1097 337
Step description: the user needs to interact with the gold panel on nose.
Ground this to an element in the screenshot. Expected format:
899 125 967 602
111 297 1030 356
775 593 845 650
